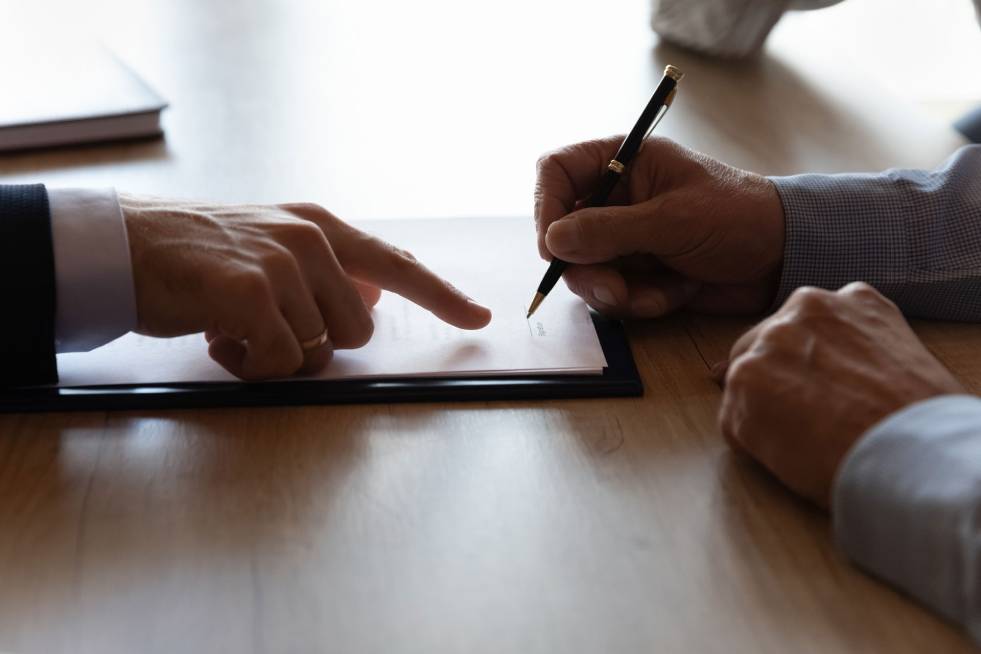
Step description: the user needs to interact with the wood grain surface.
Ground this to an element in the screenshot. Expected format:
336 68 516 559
0 1 975 652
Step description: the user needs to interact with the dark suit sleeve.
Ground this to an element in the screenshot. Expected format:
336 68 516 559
0 184 57 386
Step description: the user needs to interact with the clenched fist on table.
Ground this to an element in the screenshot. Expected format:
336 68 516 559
719 282 964 507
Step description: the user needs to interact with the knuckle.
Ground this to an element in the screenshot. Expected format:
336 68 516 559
725 356 750 384
841 281 876 296
789 286 833 314
388 246 419 270
290 219 325 241
841 281 894 308
259 244 301 278
329 312 375 349
211 320 248 343
790 286 826 304
757 318 798 347
281 201 327 217
719 369 753 446
227 268 273 301
217 322 247 343
585 136 621 156
726 353 764 388
536 150 559 173
349 315 375 348
717 397 739 443
283 221 330 254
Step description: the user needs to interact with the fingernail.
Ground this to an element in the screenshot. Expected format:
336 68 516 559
467 298 492 320
546 221 580 252
453 286 482 307
593 285 617 306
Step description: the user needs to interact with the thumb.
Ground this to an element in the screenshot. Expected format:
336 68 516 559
544 203 660 264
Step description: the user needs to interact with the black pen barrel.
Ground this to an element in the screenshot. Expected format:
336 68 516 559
536 257 568 296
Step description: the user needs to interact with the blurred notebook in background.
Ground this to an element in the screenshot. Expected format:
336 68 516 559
0 42 167 152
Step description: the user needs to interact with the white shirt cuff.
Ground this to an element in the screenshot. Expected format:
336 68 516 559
48 188 137 353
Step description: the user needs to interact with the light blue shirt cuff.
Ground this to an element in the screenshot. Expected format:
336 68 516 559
48 188 137 353
833 394 981 642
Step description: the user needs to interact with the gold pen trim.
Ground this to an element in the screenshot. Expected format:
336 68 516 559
663 65 685 83
526 292 545 319
607 159 625 174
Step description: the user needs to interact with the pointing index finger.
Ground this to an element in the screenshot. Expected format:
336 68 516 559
334 230 492 330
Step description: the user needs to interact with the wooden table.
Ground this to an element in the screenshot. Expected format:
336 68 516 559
1 1 976 651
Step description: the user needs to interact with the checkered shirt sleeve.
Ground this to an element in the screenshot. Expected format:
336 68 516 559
769 145 981 320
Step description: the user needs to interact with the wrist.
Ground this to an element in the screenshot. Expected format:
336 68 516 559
117 193 154 334
742 173 786 293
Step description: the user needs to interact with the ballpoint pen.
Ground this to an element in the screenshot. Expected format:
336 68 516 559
526 64 685 318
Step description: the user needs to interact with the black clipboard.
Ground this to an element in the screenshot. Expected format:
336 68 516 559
0 313 642 413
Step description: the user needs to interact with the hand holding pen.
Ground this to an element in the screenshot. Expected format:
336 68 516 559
527 65 684 317
531 91 787 318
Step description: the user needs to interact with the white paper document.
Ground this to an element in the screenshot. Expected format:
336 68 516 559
56 217 608 387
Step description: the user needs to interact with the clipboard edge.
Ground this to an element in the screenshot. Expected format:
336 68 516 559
0 312 643 413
